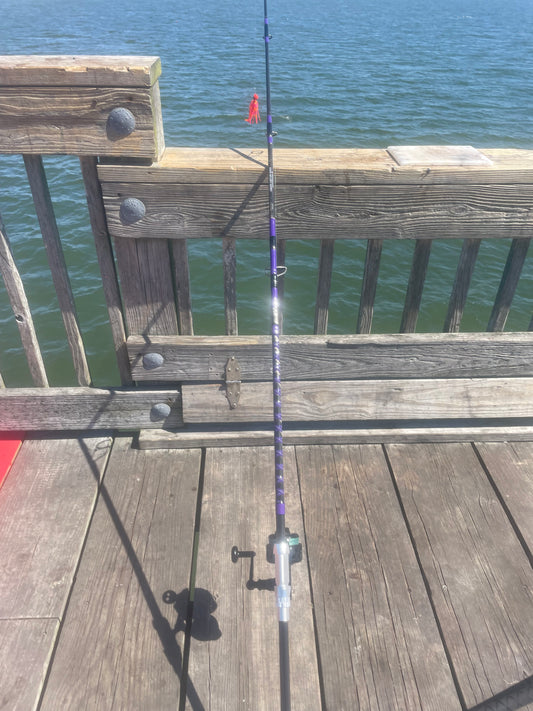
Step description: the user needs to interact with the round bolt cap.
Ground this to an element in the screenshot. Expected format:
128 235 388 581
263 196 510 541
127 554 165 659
106 107 136 140
119 197 146 225
150 403 172 421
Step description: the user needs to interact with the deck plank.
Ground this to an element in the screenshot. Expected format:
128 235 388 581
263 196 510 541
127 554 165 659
0 619 58 711
296 444 461 711
386 442 533 708
0 435 112 619
187 445 321 711
0 435 112 711
40 438 202 711
475 441 533 560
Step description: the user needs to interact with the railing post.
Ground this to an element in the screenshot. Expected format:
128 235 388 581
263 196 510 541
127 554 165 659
80 156 132 385
0 209 49 386
24 154 91 386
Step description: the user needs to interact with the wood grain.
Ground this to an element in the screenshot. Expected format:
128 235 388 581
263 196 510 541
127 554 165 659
443 238 481 332
138 423 533 449
171 239 194 335
101 181 533 241
475 441 533 558
40 438 201 711
0 387 182 430
128 332 533 382
386 442 533 707
97 147 533 185
314 239 335 334
222 236 238 335
297 444 461 710
181 377 533 424
113 237 179 336
487 237 530 332
356 238 382 333
24 154 91 385
80 155 131 384
0 86 161 157
0 436 112 618
0 619 58 711
0 55 161 86
187 446 321 710
0 210 48 386
400 239 432 333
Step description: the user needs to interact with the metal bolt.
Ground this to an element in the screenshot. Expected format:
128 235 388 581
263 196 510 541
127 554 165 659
106 107 136 140
150 402 171 421
143 352 164 370
119 197 146 225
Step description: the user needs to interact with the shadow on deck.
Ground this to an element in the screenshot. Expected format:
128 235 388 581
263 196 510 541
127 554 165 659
1 434 533 711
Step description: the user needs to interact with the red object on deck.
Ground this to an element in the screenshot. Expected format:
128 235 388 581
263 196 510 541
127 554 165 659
0 433 23 488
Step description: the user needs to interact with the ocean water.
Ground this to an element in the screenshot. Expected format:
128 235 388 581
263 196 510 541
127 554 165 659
0 0 532 385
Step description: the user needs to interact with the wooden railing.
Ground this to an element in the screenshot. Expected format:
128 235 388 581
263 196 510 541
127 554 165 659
0 56 532 441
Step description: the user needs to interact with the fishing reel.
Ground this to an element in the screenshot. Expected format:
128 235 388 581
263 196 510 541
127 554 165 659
231 529 302 568
266 528 302 566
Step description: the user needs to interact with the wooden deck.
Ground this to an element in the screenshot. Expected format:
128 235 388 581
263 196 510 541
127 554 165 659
2 435 533 710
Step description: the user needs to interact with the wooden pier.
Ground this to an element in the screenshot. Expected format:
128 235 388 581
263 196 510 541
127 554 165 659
1 56 533 710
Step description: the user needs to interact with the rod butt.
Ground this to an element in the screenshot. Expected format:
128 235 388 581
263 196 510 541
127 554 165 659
279 620 291 711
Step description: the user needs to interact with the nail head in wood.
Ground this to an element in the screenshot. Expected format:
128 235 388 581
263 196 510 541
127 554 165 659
106 107 136 141
119 197 146 225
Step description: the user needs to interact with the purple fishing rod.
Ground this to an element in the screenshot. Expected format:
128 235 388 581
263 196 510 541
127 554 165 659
232 4 302 708
264 0 285 541
263 2 302 709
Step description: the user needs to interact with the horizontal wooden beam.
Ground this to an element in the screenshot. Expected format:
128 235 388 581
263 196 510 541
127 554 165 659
98 147 533 186
101 181 533 241
181 377 533 424
0 56 162 87
128 333 533 382
0 56 164 158
138 423 533 449
0 388 181 430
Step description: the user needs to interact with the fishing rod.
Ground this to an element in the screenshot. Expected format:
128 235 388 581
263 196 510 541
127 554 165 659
263 3 303 709
232 3 302 709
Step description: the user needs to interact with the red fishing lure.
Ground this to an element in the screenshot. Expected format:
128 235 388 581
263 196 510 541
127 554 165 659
246 94 261 123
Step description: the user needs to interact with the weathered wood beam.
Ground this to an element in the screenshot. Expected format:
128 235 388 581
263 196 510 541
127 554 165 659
0 388 181 430
181 377 533 424
112 237 179 336
127 332 533 382
0 55 164 158
444 238 481 332
488 237 530 332
0 55 162 87
100 182 533 242
356 239 382 334
170 239 194 335
0 210 48 386
314 239 334 334
400 239 432 333
80 156 131 384
222 237 238 335
138 423 533 449
97 147 533 185
24 154 92 386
